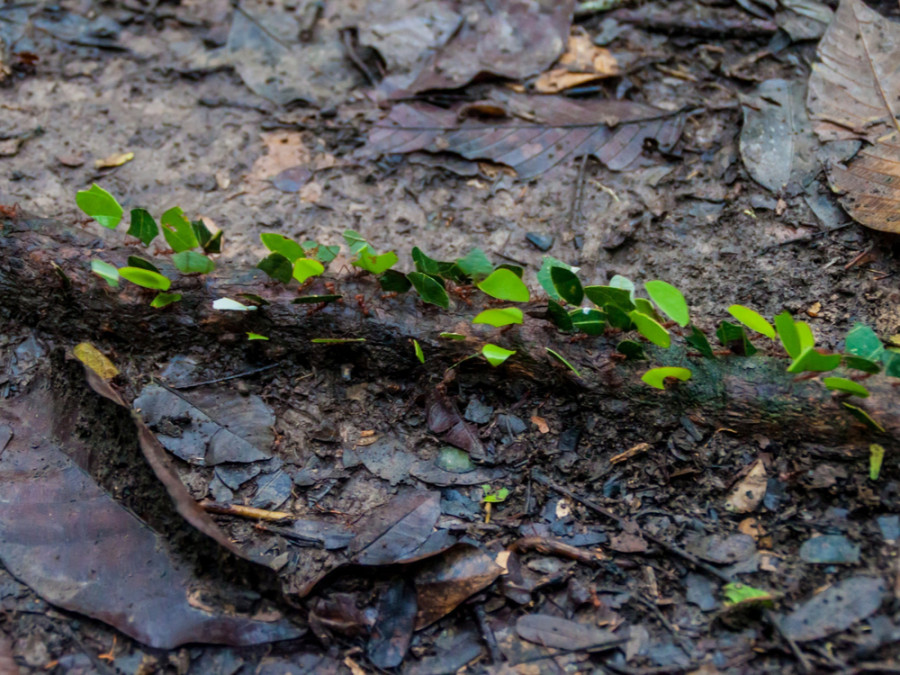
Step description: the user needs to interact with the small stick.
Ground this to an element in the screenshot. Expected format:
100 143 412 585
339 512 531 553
170 363 279 390
198 499 293 522
765 609 813 674
473 604 502 665
508 536 604 565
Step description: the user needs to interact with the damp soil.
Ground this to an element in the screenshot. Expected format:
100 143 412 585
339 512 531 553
2 1 900 673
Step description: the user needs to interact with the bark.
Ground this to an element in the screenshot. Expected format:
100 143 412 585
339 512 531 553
1 211 897 446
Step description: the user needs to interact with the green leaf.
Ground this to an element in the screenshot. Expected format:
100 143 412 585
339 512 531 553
609 274 635 297
496 263 524 278
537 256 579 301
150 292 182 308
247 332 269 341
343 230 369 255
482 343 515 367
260 233 305 262
823 377 870 398
774 311 801 358
203 230 223 254
630 311 670 348
160 207 199 252
379 269 412 293
605 305 633 331
353 250 398 274
843 402 885 432
787 347 842 373
884 350 900 378
633 298 661 321
213 298 257 311
302 241 339 264
312 338 366 344
716 321 757 356
547 299 574 331
545 348 581 376
191 219 213 247
482 486 509 503
641 367 692 390
616 340 646 360
239 293 268 306
727 305 775 339
127 208 158 245
408 272 449 309
473 307 523 327
118 266 171 291
584 285 635 312
645 280 689 327
722 583 775 608
437 447 474 473
257 252 294 283
844 355 881 374
845 322 883 361
127 256 160 273
455 248 493 280
172 251 215 274
685 325 714 358
439 332 466 340
293 258 325 284
76 184 123 229
293 294 342 304
413 339 425 363
570 307 606 335
412 246 443 275
91 259 120 288
550 266 584 306
478 268 530 302
795 320 815 352
870 444 886 481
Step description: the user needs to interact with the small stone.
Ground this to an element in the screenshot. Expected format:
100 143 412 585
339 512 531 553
464 398 493 424
799 534 860 564
526 232 554 251
878 515 900 542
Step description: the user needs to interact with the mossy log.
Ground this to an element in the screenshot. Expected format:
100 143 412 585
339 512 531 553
1 212 897 447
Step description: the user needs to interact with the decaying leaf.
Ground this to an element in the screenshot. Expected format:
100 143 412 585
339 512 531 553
364 92 683 179
807 0 900 232
348 491 442 565
724 459 767 513
73 342 119 380
516 614 621 651
533 28 623 94
781 576 885 641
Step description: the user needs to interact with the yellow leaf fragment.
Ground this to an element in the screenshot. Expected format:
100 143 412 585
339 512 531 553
94 151 134 169
73 342 119 380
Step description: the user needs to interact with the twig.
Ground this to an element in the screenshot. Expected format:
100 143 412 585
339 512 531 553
567 153 589 233
473 604 502 665
198 499 293 522
532 469 733 583
169 363 279 389
508 536 604 565
340 29 377 87
765 610 813 674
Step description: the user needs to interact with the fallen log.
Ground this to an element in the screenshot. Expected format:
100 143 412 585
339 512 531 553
1 211 897 447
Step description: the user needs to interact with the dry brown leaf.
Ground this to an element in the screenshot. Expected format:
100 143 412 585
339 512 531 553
531 415 549 433
247 131 313 192
73 342 119 380
534 29 620 94
724 459 767 513
807 0 900 232
94 151 134 169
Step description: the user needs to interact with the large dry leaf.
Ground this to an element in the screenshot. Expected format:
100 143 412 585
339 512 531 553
807 0 900 232
348 491 442 565
781 576 885 641
516 615 621 651
0 378 302 649
364 93 683 179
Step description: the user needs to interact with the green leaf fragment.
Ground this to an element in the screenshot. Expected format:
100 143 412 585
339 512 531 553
685 325 714 358
630 311 670 348
150 292 181 308
843 355 881 374
633 298 661 322
203 230 223 254
870 444 885 481
379 269 413 293
127 208 158 245
727 305 775 339
91 259 120 288
646 280 689 327
343 230 369 255
413 339 425 364
795 320 815 352
482 343 515 367
246 332 269 341
302 241 339 264
261 233 305 262
605 305 633 330
787 347 841 373
293 258 325 284
641 366 692 390
616 340 646 360
545 348 581 376
774 311 801 358
584 285 635 311
537 256 579 301
547 299 574 331
455 248 493 280
127 256 160 273
478 268 530 302
408 272 450 309
191 219 213 248
118 266 171 291
716 321 757 356
823 377 870 398
722 583 775 608
609 274 635 296
570 307 606 335
76 184 123 229
160 207 199 252
439 332 466 340
473 307 524 327
843 402 885 432
436 447 474 473
845 322 883 361
172 251 215 274
550 266 584 306
353 250 398 274
257 252 294 283
495 263 524 278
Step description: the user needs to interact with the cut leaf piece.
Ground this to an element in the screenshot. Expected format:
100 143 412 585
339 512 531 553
871 444 885 481
645 280 689 327
118 266 171 291
845 322 884 361
73 343 119 380
353 250 398 274
91 259 120 288
293 258 325 284
546 348 581 376
257 252 293 283
605 305 633 330
76 184 123 229
439 332 466 340
630 311 670 348
127 256 160 273
787 347 842 373
547 299 574 331
570 308 605 335
823 377 870 398
843 403 885 432
716 321 757 356
686 325 714 358
728 305 775 339
795 321 815 352
642 367 691 390
128 208 158 245
413 339 425 364
260 233 305 262
455 248 493 281
343 230 369 255
379 269 413 293
844 355 881 374
482 344 515 367
302 241 339 264
212 298 257 311
473 307 523 327
247 332 269 341
408 272 450 309
172 251 215 274
775 311 801 358
633 298 661 322
150 292 182 308
550 266 583 306
160 207 199 253
478 269 530 302
616 340 646 360
723 583 775 608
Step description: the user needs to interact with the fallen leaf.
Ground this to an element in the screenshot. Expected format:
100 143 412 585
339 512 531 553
533 28 622 94
724 459 767 513
56 153 85 168
781 576 885 641
367 578 417 669
73 342 119 380
516 615 621 651
94 151 134 168
348 491 441 565
531 415 550 433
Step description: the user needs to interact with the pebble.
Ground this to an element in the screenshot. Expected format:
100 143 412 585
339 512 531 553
526 232 554 251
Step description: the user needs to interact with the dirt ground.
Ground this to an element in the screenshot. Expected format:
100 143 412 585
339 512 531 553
2 0 900 673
